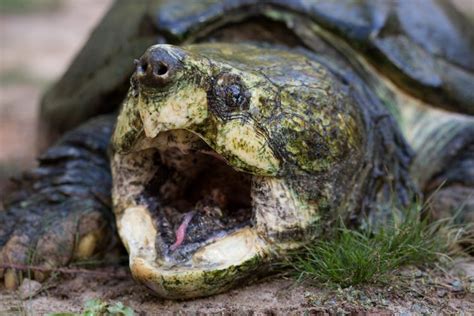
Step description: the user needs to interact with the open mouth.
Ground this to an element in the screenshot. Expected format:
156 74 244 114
141 130 254 262
112 129 272 284
111 128 271 297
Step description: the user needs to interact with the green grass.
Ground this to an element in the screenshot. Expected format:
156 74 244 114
288 204 470 288
47 299 135 316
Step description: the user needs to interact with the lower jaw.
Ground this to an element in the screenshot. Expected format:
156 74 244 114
111 138 274 297
118 204 271 299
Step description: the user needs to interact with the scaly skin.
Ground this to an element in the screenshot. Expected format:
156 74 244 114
110 43 414 298
0 116 115 288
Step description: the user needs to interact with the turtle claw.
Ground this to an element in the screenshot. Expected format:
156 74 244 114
0 201 112 287
75 231 101 260
0 232 30 289
4 269 18 290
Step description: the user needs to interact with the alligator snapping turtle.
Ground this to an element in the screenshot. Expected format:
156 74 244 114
1 0 473 299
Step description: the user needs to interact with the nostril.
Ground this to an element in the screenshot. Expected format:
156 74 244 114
135 46 184 87
142 61 149 72
155 62 168 76
135 59 148 75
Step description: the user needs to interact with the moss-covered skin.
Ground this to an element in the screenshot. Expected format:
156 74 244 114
110 43 414 298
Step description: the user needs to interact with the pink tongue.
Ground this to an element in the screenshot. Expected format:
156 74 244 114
170 211 196 251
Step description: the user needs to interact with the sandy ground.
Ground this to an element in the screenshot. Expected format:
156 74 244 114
1 1 474 315
0 258 473 315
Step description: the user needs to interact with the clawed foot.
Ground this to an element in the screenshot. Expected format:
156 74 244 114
0 116 116 289
0 184 114 289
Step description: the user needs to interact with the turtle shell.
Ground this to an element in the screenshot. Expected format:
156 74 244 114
40 0 474 143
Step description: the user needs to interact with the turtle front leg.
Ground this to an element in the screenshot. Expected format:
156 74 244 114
0 115 116 289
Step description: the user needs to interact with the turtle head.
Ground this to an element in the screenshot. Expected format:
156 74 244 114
113 44 281 176
111 43 366 298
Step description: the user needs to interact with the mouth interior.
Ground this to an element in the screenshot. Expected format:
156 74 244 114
142 130 254 261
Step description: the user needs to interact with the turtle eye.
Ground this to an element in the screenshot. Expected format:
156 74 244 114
210 73 250 117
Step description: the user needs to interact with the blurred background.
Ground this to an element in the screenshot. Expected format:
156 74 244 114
0 0 473 192
0 0 112 191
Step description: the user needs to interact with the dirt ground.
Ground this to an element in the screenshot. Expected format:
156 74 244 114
0 258 473 315
1 1 474 315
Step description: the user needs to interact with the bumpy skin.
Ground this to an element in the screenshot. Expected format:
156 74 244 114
0 116 115 287
1 0 473 298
